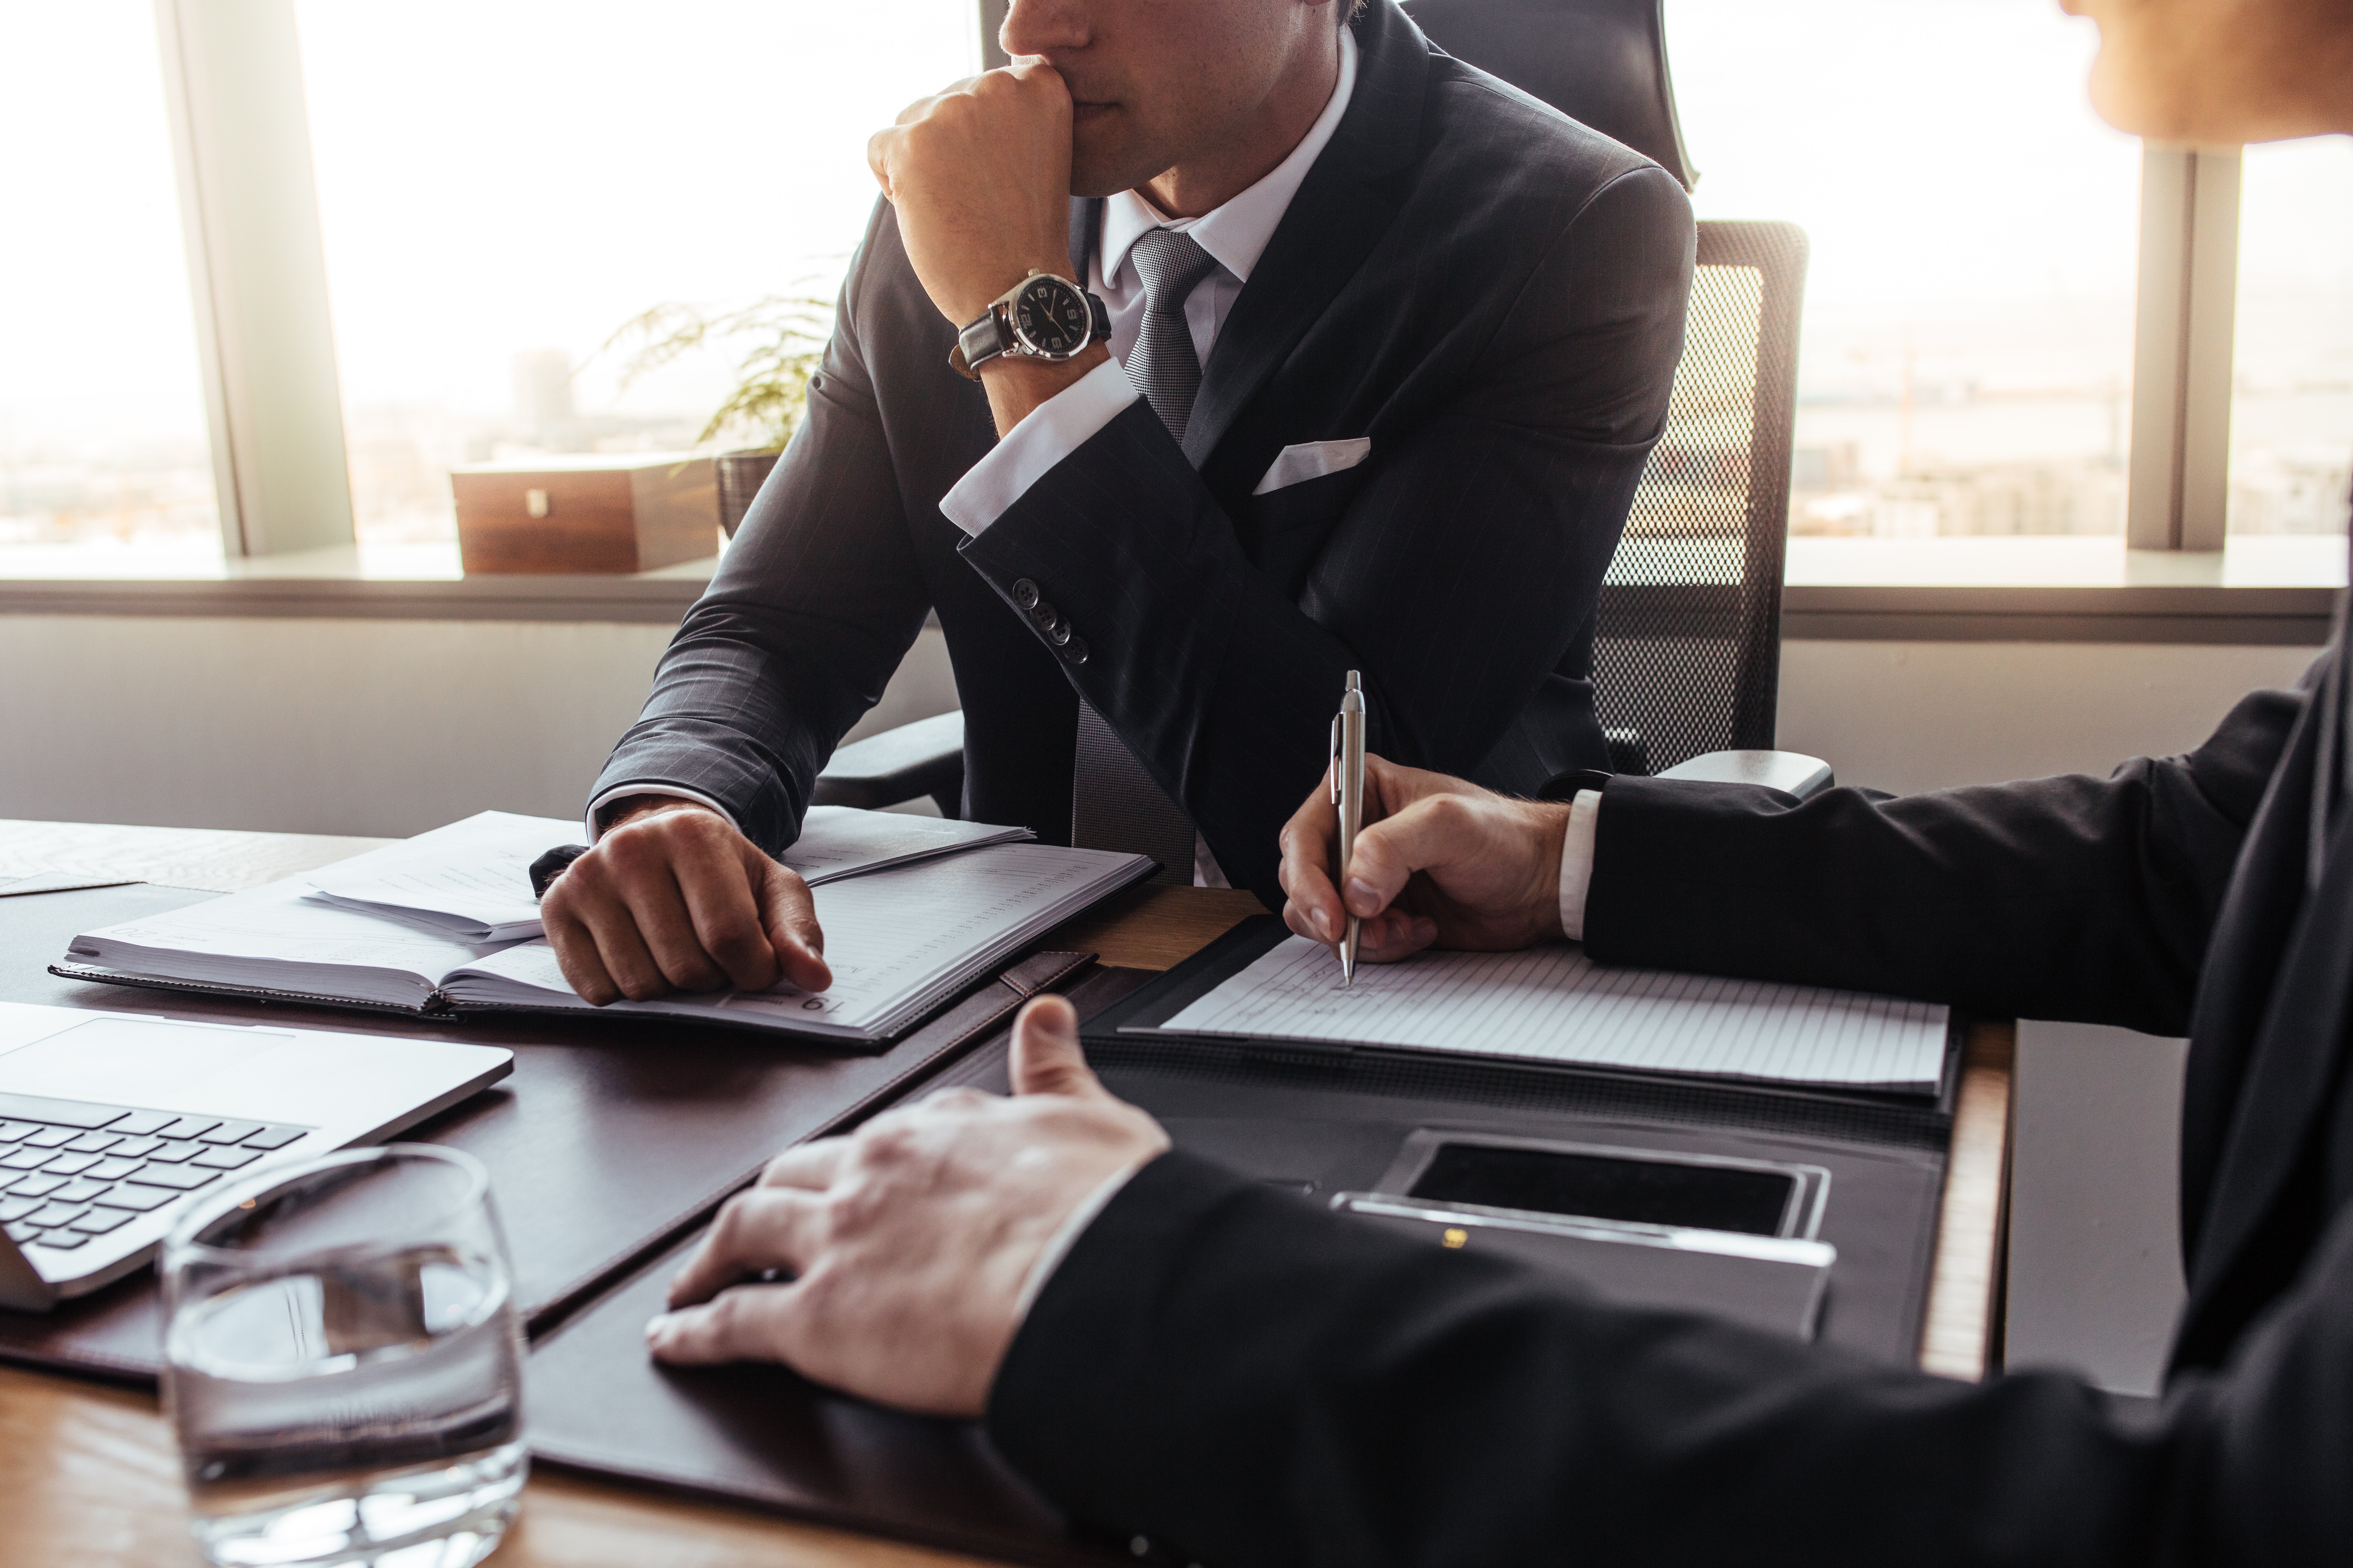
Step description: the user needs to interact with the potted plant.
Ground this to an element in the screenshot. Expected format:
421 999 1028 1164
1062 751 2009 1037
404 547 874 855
601 294 834 535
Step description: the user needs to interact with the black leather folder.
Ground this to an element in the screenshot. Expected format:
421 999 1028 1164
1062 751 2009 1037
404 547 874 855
0 882 1096 1382
525 941 1960 1564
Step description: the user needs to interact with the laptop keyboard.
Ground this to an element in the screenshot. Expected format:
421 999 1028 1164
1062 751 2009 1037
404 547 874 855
0 1091 309 1256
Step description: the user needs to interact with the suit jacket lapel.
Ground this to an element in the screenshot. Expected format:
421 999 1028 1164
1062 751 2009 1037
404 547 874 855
1181 0 1432 468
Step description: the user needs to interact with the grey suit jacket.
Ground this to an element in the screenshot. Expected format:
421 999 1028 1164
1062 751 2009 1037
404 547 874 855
591 0 1694 901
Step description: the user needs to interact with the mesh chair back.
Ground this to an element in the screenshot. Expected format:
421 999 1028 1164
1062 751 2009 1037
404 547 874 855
1592 221 1808 775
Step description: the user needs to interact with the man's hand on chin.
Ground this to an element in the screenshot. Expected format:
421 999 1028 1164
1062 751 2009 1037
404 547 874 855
868 61 1081 331
868 62 1111 435
645 994 1170 1418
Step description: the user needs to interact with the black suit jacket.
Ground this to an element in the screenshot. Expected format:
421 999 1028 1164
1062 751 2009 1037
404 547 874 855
590 0 1693 901
987 653 2353 1563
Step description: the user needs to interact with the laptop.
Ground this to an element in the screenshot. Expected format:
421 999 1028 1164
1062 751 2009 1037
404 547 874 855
0 1001 512 1311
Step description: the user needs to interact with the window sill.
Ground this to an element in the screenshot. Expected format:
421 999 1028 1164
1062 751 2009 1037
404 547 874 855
1781 536 2342 643
0 543 719 623
0 537 2339 643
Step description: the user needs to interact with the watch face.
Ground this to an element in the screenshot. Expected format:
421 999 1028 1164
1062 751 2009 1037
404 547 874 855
1010 276 1091 356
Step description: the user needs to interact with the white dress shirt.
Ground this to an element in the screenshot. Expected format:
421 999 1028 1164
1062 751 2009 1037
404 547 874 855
597 34 1359 858
1557 790 1603 941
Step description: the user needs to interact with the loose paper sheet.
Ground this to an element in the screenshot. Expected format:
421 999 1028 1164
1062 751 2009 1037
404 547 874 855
1151 937 1950 1093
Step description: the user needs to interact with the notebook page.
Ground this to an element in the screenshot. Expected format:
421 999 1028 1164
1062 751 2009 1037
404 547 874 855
1151 937 1950 1092
775 807 1034 883
67 880 508 1005
306 812 579 939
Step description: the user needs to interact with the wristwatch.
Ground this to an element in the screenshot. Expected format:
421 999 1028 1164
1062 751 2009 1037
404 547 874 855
950 271 1111 380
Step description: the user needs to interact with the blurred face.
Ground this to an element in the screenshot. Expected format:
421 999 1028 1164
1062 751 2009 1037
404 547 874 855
2063 0 2353 141
1002 0 1338 198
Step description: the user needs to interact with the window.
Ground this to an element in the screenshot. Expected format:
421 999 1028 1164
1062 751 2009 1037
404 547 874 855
0 3 221 571
1665 0 2144 572
2230 136 2353 536
293 0 982 547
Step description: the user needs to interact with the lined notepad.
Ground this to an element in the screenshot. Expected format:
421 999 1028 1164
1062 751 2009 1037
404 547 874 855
1148 937 1951 1093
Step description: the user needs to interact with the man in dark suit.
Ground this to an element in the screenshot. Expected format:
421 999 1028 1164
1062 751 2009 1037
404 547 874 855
632 2 2353 1559
542 0 1692 1006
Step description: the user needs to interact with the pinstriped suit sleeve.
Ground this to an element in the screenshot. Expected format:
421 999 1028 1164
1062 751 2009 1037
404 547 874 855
588 204 935 853
957 166 1695 902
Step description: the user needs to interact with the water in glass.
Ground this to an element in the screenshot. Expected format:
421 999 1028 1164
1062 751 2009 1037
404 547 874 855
163 1145 526 1568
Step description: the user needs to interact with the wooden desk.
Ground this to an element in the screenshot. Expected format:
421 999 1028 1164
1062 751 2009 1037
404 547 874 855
0 820 2010 1565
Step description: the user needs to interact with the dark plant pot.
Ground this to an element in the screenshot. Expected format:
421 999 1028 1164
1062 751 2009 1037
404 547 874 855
715 449 781 537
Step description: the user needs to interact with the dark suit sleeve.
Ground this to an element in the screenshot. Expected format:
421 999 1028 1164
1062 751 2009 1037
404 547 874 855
989 1149 2353 1567
1583 681 2310 1037
957 167 1694 902
588 205 934 852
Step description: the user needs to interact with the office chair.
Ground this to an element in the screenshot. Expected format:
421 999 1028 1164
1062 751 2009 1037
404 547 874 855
814 0 1829 821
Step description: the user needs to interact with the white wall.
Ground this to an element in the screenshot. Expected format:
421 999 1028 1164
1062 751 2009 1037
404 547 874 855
0 616 958 836
1777 640 2314 796
0 622 2311 836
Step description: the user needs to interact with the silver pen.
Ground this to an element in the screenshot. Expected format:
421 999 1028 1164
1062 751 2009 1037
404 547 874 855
1332 670 1366 985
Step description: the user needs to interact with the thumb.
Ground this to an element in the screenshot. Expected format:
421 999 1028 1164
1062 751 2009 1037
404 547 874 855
1010 995 1105 1099
756 858 832 993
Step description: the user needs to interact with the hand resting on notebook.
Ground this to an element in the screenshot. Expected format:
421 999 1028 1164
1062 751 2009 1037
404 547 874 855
542 796 833 1004
1277 754 1570 964
644 994 1167 1415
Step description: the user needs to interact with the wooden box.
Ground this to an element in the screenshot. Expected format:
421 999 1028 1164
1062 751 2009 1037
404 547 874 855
450 453 720 574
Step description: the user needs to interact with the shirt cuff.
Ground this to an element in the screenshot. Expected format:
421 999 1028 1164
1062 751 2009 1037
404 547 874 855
1011 1157 1153 1324
1557 789 1602 942
584 784 739 844
937 356 1139 538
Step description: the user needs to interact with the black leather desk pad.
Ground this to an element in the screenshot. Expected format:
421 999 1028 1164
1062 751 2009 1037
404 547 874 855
527 961 1949 1564
0 882 1097 1383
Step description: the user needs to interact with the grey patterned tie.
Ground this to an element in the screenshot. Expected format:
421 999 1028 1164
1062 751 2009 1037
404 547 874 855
1070 228 1223 885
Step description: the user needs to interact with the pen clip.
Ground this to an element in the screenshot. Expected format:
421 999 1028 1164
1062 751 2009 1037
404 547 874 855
1330 715 1342 803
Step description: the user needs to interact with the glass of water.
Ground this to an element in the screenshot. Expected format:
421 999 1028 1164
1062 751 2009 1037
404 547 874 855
161 1144 526 1568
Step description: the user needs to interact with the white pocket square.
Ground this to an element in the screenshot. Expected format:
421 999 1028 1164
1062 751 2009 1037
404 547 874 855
1253 437 1372 496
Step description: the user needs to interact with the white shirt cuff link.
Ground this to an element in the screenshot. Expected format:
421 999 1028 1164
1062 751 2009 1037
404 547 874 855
937 357 1140 538
1557 789 1602 942
584 785 739 844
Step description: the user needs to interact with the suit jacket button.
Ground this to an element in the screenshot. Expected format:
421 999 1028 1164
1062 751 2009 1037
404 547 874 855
1064 636 1089 665
1012 579 1041 611
1049 620 1072 647
1029 600 1058 632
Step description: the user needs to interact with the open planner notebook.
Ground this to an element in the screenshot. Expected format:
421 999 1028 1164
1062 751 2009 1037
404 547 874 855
55 812 1153 1046
1138 934 1953 1095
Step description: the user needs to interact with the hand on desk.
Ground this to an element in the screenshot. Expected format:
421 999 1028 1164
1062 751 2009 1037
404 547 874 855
646 995 1168 1416
1278 754 1570 964
541 797 831 1005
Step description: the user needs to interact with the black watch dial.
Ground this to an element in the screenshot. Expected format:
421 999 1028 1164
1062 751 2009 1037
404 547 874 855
1010 275 1091 356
